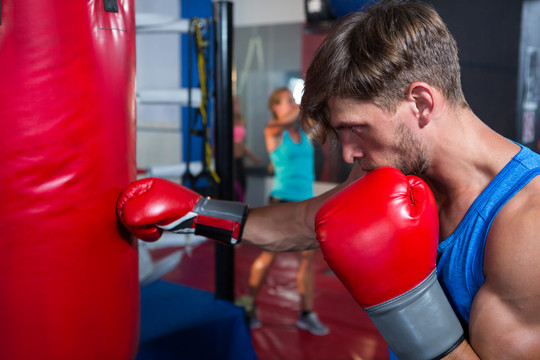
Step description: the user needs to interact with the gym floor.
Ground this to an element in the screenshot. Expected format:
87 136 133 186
150 240 390 360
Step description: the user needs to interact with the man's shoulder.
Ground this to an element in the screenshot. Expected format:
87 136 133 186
501 175 540 214
485 175 540 274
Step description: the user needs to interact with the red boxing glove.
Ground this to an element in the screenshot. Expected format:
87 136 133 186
117 177 247 245
315 167 463 360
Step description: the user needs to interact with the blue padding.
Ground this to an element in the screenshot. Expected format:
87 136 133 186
329 0 377 17
138 280 257 360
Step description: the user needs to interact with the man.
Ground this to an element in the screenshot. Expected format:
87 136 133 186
118 1 540 358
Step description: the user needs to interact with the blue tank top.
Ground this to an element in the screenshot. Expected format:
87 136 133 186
389 144 540 360
269 128 314 201
437 144 540 325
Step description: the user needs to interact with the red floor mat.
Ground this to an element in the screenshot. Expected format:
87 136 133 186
153 241 389 360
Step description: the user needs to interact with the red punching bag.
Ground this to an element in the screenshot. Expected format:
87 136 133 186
0 1 138 359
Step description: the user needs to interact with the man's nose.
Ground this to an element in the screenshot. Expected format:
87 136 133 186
340 131 361 164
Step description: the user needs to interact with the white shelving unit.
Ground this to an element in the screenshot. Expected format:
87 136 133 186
134 2 204 172
135 12 201 108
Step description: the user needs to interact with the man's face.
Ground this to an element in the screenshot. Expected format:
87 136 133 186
328 97 430 176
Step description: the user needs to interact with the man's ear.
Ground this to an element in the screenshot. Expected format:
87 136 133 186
408 82 435 128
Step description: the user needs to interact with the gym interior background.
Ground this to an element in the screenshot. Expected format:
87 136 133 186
134 0 540 358
136 0 540 208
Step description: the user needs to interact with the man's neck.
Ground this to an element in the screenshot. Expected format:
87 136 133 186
425 109 519 239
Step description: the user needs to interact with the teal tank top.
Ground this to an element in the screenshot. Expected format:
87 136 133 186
269 128 314 201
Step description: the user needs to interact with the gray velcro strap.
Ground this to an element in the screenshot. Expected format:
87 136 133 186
365 270 464 360
194 197 247 223
193 197 248 245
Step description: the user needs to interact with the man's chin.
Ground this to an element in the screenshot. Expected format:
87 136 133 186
360 163 378 172
361 163 403 174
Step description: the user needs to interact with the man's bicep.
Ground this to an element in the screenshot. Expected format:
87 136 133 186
470 208 540 358
469 281 540 359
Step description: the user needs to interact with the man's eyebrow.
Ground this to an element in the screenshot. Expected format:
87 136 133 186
332 121 350 130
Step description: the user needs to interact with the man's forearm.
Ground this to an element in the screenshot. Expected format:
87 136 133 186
242 200 319 252
242 164 364 251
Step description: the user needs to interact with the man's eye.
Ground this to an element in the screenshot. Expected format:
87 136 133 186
351 126 360 133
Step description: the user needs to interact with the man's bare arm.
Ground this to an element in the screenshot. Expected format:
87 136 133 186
242 162 365 252
466 181 540 359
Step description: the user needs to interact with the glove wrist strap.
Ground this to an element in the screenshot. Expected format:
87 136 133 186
193 197 248 245
365 270 464 360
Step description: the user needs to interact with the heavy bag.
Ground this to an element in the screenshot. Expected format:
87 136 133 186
0 1 138 358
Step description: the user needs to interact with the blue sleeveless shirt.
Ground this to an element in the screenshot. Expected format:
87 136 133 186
437 144 540 325
389 144 540 360
269 128 314 202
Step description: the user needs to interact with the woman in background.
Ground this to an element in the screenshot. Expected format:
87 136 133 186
246 87 328 335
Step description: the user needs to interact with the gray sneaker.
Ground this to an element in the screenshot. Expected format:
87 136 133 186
234 295 262 329
249 311 262 329
296 312 329 335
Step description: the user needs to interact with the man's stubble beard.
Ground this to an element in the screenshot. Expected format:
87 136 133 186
391 122 431 176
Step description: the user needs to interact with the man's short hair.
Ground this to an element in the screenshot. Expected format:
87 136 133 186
301 0 468 143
